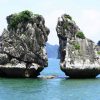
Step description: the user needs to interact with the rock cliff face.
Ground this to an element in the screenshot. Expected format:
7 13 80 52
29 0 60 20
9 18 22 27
0 10 49 78
56 14 100 78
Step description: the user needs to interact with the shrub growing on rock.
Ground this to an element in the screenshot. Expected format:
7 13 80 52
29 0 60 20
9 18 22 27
64 14 72 20
74 43 80 50
76 31 85 39
97 51 100 55
7 10 33 29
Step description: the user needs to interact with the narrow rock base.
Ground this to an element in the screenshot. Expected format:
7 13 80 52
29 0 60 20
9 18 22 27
61 67 100 78
0 67 43 78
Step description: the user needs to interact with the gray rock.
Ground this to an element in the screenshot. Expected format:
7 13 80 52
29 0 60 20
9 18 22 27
56 14 100 78
0 54 9 65
0 10 49 78
10 58 19 65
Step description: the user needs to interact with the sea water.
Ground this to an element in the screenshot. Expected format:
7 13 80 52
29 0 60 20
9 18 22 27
0 58 100 100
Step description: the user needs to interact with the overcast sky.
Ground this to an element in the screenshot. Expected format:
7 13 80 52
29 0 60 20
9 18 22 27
0 0 100 45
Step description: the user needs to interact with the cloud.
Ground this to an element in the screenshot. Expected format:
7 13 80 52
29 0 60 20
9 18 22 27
76 9 100 43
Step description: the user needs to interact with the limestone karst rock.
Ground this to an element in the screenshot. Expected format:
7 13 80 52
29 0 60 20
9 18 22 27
0 10 49 77
56 14 100 78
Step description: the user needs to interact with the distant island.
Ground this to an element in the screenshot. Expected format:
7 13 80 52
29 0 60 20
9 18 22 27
46 43 59 59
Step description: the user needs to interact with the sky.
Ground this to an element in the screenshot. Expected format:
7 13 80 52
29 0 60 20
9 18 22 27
0 0 100 45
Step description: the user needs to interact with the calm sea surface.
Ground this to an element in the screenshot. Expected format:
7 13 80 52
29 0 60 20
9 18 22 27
0 58 100 100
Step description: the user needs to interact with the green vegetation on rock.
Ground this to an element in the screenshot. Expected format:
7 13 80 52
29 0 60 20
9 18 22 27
7 10 34 29
74 43 80 50
63 23 68 29
64 14 72 20
76 31 85 39
97 51 100 55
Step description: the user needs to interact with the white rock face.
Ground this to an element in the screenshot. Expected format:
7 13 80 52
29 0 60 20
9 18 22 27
0 62 26 68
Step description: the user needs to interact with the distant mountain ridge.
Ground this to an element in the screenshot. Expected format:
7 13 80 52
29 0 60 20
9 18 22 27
46 43 59 58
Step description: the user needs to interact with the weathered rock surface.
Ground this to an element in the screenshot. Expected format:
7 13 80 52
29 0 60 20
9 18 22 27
0 10 49 78
56 14 100 78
